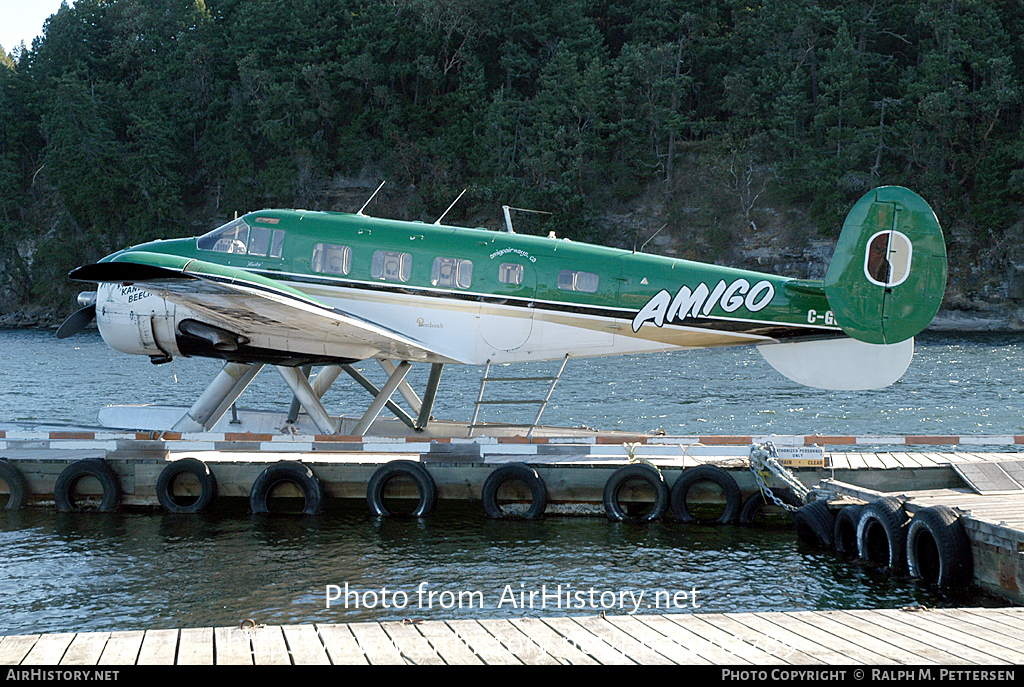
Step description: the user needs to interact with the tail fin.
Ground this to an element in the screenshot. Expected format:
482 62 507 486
824 186 946 345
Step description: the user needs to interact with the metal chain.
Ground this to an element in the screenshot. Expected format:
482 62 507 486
748 442 812 512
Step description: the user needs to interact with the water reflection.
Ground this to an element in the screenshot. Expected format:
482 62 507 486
0 505 1004 636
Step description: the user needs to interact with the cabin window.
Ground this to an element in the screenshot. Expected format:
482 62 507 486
558 270 599 293
197 218 250 254
498 263 524 286
372 250 412 282
269 229 285 258
312 243 352 275
432 258 473 289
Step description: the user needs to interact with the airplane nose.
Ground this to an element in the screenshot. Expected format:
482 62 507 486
77 291 97 307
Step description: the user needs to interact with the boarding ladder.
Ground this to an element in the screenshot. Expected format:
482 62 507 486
469 355 569 438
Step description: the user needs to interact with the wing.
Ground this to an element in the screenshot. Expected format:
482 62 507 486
70 252 469 364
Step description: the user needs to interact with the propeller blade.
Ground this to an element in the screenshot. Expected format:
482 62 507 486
56 304 96 339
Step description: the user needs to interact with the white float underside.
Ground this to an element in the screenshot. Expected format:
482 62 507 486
756 336 914 391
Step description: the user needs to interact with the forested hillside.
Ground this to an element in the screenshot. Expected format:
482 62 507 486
1 0 1022 323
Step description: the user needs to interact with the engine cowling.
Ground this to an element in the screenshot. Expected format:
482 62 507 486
95 282 179 362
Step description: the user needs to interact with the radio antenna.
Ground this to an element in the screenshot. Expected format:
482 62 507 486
434 189 467 225
357 180 386 216
502 205 552 233
636 223 667 253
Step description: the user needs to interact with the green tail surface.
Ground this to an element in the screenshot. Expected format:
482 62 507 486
824 186 947 345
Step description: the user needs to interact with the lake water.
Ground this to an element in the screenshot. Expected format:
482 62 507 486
0 328 1019 635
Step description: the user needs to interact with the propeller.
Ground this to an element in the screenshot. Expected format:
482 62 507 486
56 304 96 339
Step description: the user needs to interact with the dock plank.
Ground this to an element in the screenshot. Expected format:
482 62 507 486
380 621 444 665
347 621 406 665
21 633 74 665
136 629 178 665
782 611 937 663
282 624 330 665
315 624 367 665
0 638 38 667
212 627 253 665
675 613 789 664
446 619 524 665
98 630 144 666
176 627 213 665
251 625 290 665
506 616 598 665
749 612 880 664
540 616 635 665
716 612 831 665
868 609 1024 663
3 608 1024 665
414 619 484 665
475 618 560 665
570 615 672 665
0 636 40 665
604 614 712 665
633 614 754 664
60 632 109 666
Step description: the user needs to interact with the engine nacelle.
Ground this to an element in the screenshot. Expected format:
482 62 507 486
95 282 180 362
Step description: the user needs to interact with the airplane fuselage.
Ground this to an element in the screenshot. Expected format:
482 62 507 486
90 209 841 367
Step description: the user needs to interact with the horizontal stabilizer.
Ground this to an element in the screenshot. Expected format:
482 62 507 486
757 337 914 390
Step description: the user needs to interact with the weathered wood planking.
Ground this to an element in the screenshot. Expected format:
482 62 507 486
3 608 1021 665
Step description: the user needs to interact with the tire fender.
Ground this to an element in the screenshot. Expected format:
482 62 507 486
54 459 121 512
670 465 741 524
603 464 669 523
156 457 217 514
792 500 836 548
481 463 547 520
739 488 801 526
366 460 437 517
906 505 973 587
856 496 909 571
249 461 324 515
832 504 865 556
0 460 28 511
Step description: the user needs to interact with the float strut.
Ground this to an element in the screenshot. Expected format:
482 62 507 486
416 363 444 430
276 365 339 435
340 364 417 430
286 365 313 424
172 362 263 433
352 360 412 436
311 365 344 399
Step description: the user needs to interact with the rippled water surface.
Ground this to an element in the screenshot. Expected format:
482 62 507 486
0 329 1019 635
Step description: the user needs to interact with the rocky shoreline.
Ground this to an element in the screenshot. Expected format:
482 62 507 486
2 306 1022 334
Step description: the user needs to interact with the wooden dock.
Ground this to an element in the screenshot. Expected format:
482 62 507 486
2 607 1023 665
5 426 1024 604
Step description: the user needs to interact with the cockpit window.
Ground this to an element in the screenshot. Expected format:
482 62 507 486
248 226 272 256
197 218 250 254
198 219 285 258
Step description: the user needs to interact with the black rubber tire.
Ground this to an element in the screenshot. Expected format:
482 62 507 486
0 460 28 511
906 505 973 587
54 459 121 513
366 460 436 517
792 500 835 548
156 458 217 514
603 464 669 523
249 461 324 515
481 463 547 520
857 496 909 572
832 504 865 557
670 465 741 524
739 488 801 526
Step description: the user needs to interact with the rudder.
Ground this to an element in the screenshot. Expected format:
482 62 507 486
824 186 946 345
